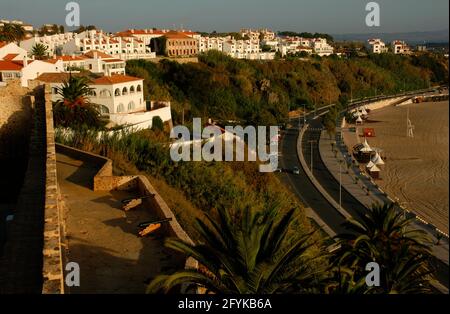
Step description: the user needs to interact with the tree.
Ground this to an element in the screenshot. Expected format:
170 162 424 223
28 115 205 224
148 206 326 293
151 116 164 132
53 75 105 129
0 23 25 43
333 203 433 294
31 43 48 60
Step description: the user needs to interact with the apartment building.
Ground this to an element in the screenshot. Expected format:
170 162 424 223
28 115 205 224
222 39 275 60
198 36 229 53
20 33 76 55
367 39 389 54
163 32 199 57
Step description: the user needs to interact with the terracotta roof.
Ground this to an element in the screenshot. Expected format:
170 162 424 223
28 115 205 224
102 58 125 63
49 55 87 62
91 74 143 85
0 41 8 48
0 60 23 71
2 53 19 61
83 50 113 59
164 31 193 39
35 72 87 83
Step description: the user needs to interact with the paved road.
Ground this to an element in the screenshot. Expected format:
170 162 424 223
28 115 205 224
278 113 449 291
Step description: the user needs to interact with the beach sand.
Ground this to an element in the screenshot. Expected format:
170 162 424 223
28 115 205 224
345 101 449 234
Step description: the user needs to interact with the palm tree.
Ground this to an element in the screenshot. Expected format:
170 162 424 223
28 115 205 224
148 206 327 294
53 75 105 129
31 43 48 60
333 202 433 294
0 23 25 43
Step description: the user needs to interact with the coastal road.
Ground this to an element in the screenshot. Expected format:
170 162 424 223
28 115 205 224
278 112 449 291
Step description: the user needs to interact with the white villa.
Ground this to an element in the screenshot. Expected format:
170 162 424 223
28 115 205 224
392 40 411 55
35 73 172 130
367 38 389 54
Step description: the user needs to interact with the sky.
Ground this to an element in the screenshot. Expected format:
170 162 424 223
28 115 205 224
0 0 448 34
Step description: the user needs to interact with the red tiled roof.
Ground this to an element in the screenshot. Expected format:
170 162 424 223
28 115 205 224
102 58 124 63
49 55 87 62
35 72 88 83
83 50 113 59
0 41 8 48
0 60 23 71
164 31 193 39
2 53 19 61
91 74 143 85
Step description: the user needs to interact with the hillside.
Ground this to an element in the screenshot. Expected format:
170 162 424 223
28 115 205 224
126 51 448 126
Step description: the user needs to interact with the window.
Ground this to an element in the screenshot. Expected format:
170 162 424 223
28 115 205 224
99 105 110 115
122 87 128 95
136 85 142 92
128 101 135 111
130 86 135 93
100 89 111 97
117 103 124 113
52 87 58 94
114 88 121 96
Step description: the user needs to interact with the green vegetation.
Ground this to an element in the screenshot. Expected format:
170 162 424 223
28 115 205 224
30 43 48 60
53 76 105 130
278 31 334 42
52 50 445 294
333 203 433 294
55 125 438 294
126 51 447 127
148 206 325 293
0 23 26 43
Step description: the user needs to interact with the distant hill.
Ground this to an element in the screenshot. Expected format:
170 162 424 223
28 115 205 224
332 29 449 45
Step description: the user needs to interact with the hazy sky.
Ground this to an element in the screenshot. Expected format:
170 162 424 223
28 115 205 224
1 0 448 34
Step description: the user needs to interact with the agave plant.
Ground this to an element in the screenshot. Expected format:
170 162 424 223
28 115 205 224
148 206 327 294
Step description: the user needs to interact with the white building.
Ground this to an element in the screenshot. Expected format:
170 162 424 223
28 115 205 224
35 73 172 130
222 38 275 60
0 41 28 60
20 33 76 56
392 40 411 55
0 55 63 87
199 36 229 53
367 39 388 54
312 38 334 56
61 30 156 60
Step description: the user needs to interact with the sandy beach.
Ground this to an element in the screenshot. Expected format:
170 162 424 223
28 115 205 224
345 101 449 234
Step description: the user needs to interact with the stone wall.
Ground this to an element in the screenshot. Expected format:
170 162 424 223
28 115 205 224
54 143 198 285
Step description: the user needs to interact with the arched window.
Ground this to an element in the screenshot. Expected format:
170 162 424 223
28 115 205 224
130 86 135 93
128 101 135 111
114 88 121 96
117 103 124 113
99 105 110 115
100 89 111 97
136 85 142 92
122 87 128 95
88 90 96 97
